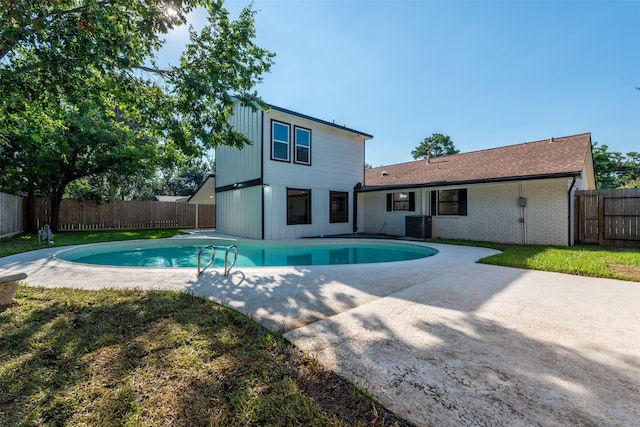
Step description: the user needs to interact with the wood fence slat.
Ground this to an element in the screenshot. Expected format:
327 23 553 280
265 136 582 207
576 188 640 247
30 198 215 232
0 192 26 237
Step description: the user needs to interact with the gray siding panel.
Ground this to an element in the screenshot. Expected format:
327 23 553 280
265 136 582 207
216 186 262 239
216 104 262 188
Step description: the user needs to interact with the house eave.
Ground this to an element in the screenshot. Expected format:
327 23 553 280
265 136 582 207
266 103 373 140
358 171 583 193
187 173 216 204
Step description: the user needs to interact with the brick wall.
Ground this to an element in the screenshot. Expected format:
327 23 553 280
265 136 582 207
360 178 573 246
432 179 570 246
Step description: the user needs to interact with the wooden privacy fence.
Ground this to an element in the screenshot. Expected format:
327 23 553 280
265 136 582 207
575 188 640 247
33 198 215 231
0 192 26 238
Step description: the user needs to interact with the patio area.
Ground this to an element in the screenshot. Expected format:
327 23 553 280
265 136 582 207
1 235 638 426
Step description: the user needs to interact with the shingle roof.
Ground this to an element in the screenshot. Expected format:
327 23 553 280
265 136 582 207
364 133 592 189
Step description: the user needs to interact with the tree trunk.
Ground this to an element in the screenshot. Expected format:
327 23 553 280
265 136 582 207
49 183 68 232
25 188 37 233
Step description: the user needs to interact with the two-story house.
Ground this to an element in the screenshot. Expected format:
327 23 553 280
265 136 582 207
196 103 372 239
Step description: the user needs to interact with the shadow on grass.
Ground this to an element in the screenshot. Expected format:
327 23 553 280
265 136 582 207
0 287 405 426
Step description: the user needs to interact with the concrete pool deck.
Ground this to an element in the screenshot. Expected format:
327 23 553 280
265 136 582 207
1 234 638 426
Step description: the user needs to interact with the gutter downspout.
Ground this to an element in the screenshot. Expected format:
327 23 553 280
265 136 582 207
567 177 577 246
353 182 362 233
260 110 265 240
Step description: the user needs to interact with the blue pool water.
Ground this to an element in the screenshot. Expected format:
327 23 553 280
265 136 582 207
56 238 438 268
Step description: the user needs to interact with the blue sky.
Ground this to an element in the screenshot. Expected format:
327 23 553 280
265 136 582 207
160 0 639 167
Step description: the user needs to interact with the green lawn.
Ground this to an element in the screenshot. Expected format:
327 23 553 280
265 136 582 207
0 229 186 258
0 229 406 426
427 238 640 282
1 287 403 426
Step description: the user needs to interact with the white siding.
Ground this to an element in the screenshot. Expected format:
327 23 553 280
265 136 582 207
264 185 355 239
261 109 365 239
262 110 364 190
216 104 262 187
215 104 263 237
360 178 572 246
216 186 262 239
216 104 367 240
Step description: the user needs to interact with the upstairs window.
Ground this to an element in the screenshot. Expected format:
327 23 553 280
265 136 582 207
271 120 290 162
330 191 348 223
433 189 467 215
294 126 311 165
386 192 415 211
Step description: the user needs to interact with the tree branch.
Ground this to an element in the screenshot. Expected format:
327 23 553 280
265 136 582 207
132 64 169 75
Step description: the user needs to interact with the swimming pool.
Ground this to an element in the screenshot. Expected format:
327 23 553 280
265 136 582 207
55 238 438 268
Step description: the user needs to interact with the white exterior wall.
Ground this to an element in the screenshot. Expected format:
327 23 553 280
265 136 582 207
360 178 573 246
516 179 571 246
216 104 262 187
263 185 356 239
216 186 262 239
262 109 365 239
215 104 263 238
215 104 367 240
358 190 424 237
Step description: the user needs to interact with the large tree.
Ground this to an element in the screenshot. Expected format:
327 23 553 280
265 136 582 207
0 0 274 231
592 142 640 189
411 133 459 159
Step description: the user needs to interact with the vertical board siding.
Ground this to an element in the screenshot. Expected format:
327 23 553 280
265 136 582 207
217 104 262 187
0 192 25 237
216 186 262 239
575 188 640 247
31 199 215 231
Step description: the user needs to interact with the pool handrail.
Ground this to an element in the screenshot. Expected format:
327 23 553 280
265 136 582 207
197 244 238 277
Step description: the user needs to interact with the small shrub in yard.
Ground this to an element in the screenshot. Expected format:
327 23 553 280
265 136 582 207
0 286 408 427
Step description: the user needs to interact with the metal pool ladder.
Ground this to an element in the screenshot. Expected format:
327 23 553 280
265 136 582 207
197 244 238 277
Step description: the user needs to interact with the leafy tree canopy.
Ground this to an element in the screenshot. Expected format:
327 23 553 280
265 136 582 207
592 142 639 189
0 0 274 230
411 133 459 159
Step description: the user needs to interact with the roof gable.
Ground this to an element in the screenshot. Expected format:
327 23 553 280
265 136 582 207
365 133 592 188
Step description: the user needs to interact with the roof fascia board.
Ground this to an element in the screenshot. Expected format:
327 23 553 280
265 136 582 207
359 172 582 193
266 103 373 139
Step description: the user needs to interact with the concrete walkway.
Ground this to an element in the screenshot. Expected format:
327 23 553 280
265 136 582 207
1 237 638 426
